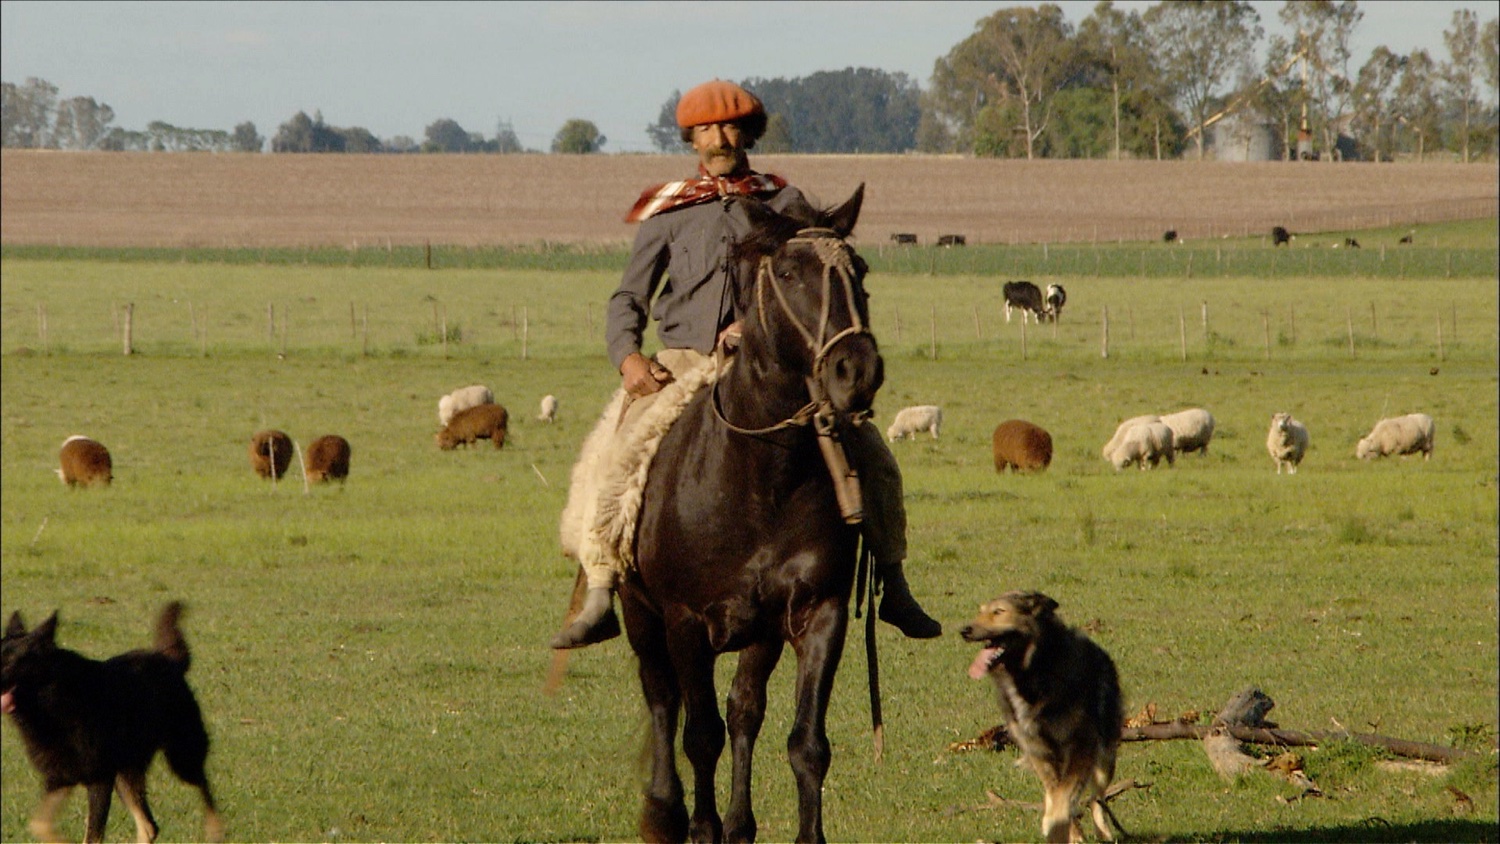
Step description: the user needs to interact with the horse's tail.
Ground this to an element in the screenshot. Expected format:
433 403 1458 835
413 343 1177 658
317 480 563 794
859 542 885 762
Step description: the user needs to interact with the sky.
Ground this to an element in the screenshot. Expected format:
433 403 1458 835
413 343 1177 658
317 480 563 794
2 0 1491 153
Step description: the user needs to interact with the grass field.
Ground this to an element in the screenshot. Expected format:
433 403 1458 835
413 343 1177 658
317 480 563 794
2 224 1496 841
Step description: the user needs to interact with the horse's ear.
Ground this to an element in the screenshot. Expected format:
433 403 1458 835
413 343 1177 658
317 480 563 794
825 183 864 239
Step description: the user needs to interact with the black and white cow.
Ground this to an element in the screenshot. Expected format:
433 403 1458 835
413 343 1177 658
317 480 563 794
1043 283 1067 322
1003 280 1047 324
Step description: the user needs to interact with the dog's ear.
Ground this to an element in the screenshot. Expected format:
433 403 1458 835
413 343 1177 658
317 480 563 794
32 612 59 646
1012 591 1059 619
4 611 25 637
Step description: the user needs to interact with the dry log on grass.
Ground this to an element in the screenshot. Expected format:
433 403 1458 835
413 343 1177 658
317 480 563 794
1120 721 1481 765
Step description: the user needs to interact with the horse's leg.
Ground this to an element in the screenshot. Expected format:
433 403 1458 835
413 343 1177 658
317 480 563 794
724 638 785 844
668 633 727 843
787 602 849 844
632 618 689 842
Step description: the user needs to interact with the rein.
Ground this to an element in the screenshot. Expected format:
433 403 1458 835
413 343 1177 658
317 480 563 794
710 228 872 437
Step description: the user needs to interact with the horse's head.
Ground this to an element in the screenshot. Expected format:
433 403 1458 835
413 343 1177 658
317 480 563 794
731 185 882 416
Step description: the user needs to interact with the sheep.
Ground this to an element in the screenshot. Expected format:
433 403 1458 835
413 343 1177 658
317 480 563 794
1104 421 1175 470
1100 414 1161 461
304 435 351 483
438 384 495 427
56 435 112 487
886 405 942 442
248 429 294 480
538 394 558 423
437 403 509 450
1356 413 1434 461
992 420 1052 473
1266 412 1309 474
1160 408 1215 456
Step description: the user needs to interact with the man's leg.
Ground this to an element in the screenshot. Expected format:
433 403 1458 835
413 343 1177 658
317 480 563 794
851 421 942 639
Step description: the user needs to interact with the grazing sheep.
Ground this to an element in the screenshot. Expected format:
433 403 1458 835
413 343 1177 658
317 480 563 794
886 405 942 442
248 429 294 480
437 403 509 450
1104 421 1175 470
56 435 112 487
1160 408 1215 456
304 435 351 483
1267 412 1309 474
1356 413 1434 461
992 420 1053 473
1100 414 1161 461
438 384 495 427
538 394 559 423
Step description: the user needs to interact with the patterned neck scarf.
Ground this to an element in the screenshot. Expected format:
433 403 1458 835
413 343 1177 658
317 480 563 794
624 166 788 223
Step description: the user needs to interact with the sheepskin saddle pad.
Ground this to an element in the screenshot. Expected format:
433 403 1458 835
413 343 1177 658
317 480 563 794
560 349 722 576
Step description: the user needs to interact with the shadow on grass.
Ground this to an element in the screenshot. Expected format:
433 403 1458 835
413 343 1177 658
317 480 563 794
1161 817 1496 843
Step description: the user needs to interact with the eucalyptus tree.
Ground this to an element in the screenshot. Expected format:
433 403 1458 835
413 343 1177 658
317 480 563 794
52 96 115 150
1441 8 1487 161
1278 0 1363 160
929 4 1082 159
1144 0 1263 159
1393 49 1441 160
1353 46 1404 161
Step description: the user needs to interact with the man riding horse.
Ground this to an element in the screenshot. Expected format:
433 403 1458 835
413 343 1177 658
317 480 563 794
550 79 940 649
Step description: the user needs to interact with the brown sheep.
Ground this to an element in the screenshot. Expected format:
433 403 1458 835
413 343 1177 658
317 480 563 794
248 429 294 480
992 420 1053 473
56 435 112 487
436 403 509 450
304 435 351 483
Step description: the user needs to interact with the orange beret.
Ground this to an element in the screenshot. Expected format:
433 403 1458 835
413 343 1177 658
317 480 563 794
676 80 765 129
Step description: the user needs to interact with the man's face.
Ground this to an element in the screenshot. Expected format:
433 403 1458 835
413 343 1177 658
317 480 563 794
691 122 747 177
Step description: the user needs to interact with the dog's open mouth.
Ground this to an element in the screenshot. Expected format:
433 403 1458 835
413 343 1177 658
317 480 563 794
966 645 1004 680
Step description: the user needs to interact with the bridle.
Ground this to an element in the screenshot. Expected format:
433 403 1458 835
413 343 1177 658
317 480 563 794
711 227 874 437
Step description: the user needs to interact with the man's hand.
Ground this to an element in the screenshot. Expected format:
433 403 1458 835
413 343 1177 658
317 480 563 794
620 352 672 397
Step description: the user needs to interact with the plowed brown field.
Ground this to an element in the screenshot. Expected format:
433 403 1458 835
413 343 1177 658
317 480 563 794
2 150 1494 249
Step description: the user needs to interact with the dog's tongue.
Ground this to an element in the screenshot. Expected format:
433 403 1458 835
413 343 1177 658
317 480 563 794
967 647 999 680
1 690 13 714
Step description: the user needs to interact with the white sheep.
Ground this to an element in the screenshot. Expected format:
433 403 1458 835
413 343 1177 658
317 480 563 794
886 405 942 442
1266 412 1309 474
438 384 495 427
538 394 559 423
1356 413 1434 461
1105 421 1175 470
1160 407 1215 456
1100 414 1160 460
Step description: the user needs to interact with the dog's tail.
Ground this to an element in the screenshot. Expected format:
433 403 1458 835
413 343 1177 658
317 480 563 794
154 601 191 670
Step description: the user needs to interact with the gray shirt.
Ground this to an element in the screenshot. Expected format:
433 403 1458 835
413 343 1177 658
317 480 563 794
606 185 806 370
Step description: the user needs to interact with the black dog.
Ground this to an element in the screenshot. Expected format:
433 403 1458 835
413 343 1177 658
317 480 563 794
1 602 223 843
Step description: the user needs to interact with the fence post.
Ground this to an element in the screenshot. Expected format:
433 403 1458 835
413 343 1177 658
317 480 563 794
441 305 449 359
522 307 530 361
122 303 134 356
362 305 369 357
1263 311 1271 360
894 309 902 345
1101 306 1109 359
1437 312 1445 361
1179 306 1187 362
267 302 275 344
37 303 48 355
1370 301 1377 339
1201 301 1209 343
1020 315 1027 362
929 304 937 360
1346 307 1355 358
973 303 981 340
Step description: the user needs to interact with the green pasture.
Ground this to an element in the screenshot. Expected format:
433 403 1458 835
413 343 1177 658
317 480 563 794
1 235 1496 842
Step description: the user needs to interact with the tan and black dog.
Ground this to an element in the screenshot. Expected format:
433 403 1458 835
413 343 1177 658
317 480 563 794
961 590 1124 843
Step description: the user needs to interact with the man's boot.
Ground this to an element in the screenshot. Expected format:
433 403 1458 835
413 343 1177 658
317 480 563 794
549 587 621 649
876 558 942 639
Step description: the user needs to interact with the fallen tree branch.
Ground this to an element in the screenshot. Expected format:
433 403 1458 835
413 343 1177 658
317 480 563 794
1121 721 1480 765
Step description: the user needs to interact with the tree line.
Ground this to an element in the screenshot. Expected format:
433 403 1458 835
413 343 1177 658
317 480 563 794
3 2 1496 161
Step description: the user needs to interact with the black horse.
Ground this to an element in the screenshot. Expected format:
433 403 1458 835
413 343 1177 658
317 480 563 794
621 185 879 843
